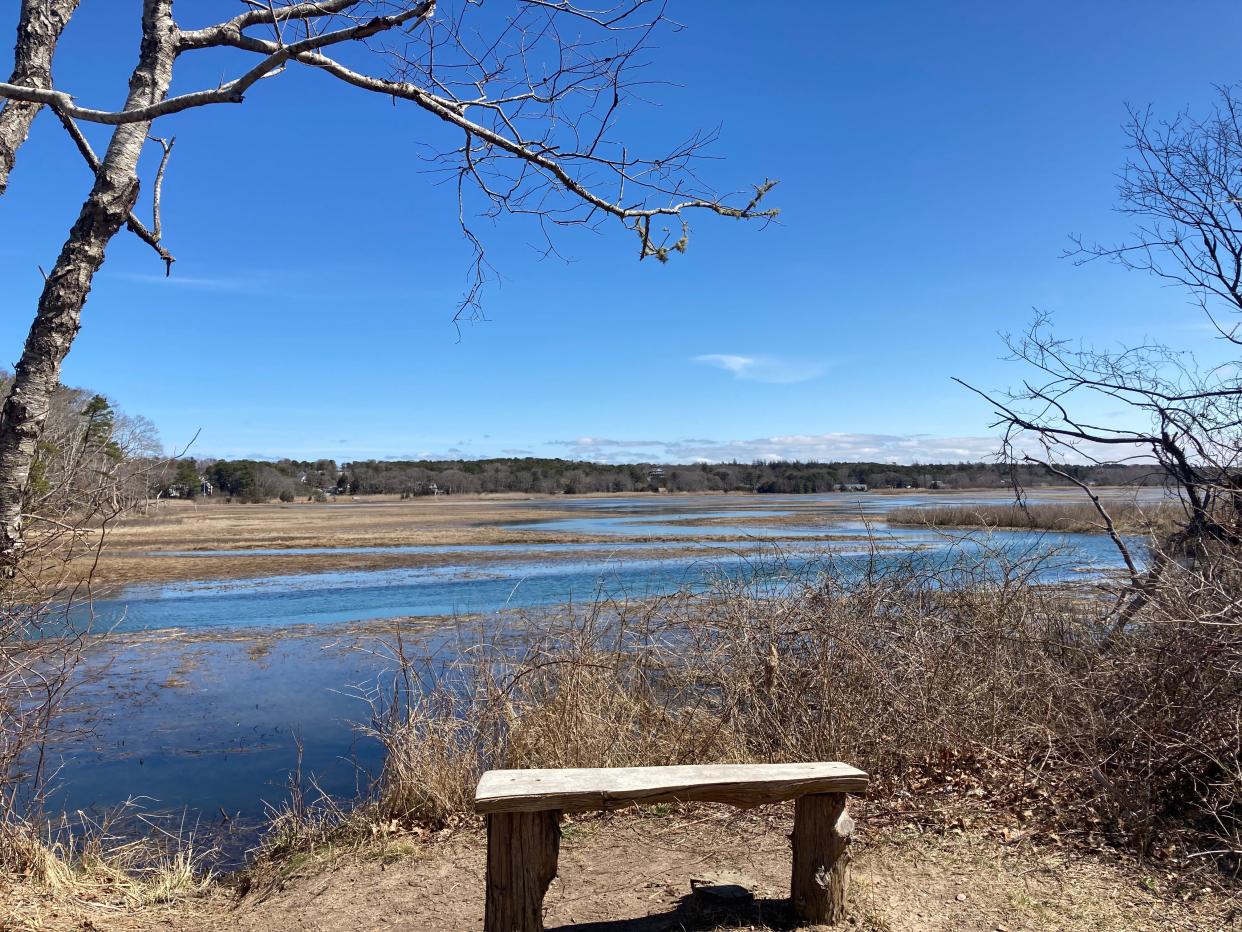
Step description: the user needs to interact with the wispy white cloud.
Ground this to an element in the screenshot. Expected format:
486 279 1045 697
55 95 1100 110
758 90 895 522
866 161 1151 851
108 271 271 293
564 436 666 449
200 432 1141 465
105 270 439 302
694 353 825 384
551 432 1142 465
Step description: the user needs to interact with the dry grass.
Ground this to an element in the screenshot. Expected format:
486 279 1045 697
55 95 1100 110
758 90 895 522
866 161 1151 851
886 500 1180 534
8 498 1239 925
233 537 1240 892
0 805 216 929
85 491 1140 586
7 536 1240 926
84 496 858 586
84 497 613 586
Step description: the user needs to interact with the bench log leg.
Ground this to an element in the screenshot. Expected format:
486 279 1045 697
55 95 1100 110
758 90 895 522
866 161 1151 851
484 809 561 932
790 792 854 924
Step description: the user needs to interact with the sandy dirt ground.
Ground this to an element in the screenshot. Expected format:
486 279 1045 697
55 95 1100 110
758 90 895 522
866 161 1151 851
6 809 1227 931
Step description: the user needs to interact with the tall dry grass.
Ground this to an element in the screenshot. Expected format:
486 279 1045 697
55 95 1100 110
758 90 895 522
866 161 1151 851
0 803 215 910
331 539 1239 871
886 500 1180 534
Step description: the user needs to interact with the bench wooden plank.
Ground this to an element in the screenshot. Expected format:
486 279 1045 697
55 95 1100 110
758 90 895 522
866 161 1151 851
475 762 869 814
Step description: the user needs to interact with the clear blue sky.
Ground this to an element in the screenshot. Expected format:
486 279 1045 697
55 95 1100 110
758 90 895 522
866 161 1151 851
1 2 1239 464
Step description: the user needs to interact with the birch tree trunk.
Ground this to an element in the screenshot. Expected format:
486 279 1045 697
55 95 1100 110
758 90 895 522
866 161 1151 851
0 0 81 197
0 0 176 574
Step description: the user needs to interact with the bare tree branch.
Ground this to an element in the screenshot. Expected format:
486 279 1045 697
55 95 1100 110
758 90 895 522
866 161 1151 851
1025 453 1143 587
207 30 778 231
50 109 175 271
177 0 365 50
0 3 436 125
148 134 174 248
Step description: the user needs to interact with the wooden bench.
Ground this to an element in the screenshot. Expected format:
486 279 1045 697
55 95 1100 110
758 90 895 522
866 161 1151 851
475 762 869 931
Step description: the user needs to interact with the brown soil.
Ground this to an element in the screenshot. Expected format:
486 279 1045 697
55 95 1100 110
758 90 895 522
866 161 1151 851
7 811 1227 932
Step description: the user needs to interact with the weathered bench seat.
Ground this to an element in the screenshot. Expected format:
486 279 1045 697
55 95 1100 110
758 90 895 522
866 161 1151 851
476 762 868 813
476 762 868 931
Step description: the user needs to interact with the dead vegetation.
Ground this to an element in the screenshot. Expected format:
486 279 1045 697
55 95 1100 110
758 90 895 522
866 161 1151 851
886 500 1180 534
221 537 1239 901
3 534 1239 928
0 384 172 906
0 804 216 931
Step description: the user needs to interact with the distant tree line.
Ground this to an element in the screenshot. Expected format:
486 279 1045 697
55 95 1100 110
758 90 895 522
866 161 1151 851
166 456 1161 502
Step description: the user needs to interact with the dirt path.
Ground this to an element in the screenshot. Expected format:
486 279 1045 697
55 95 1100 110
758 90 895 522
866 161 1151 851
9 811 1225 931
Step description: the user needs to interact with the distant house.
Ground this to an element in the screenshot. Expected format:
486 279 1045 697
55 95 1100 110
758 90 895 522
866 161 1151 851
168 475 212 498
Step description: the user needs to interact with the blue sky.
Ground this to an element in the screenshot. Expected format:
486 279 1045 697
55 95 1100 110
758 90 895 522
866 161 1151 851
1 1 1239 464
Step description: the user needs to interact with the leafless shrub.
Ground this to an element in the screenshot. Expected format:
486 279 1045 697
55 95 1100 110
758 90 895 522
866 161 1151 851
317 539 1238 874
0 381 167 824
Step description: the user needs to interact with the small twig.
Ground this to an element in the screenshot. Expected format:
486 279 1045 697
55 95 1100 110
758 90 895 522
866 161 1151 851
148 134 175 260
1023 455 1142 587
266 0 286 48
52 108 175 271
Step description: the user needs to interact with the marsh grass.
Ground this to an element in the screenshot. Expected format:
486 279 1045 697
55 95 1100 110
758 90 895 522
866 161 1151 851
886 500 1181 534
247 535 1238 880
21 530 1235 904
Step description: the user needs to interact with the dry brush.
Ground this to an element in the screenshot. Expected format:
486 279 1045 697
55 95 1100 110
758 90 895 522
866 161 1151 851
269 538 1242 879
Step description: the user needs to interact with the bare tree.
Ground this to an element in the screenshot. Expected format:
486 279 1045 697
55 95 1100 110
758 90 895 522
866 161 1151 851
0 0 81 197
962 86 1242 550
1071 86 1242 329
0 0 777 574
941 92 1242 858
